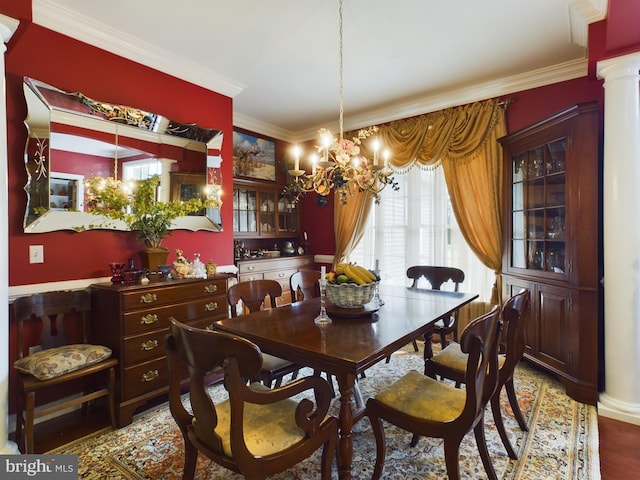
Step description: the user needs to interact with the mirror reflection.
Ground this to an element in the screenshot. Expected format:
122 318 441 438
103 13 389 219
22 77 224 233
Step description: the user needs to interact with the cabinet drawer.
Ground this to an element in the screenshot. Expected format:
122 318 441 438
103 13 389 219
238 272 264 282
121 279 226 311
264 268 297 284
121 357 169 400
123 296 227 335
123 329 168 365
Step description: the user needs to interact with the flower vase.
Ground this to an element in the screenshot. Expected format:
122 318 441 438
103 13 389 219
138 246 169 272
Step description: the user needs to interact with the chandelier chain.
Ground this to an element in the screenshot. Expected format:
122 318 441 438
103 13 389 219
338 0 344 141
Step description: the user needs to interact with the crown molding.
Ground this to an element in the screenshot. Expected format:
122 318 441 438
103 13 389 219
569 0 608 47
233 112 297 143
286 58 588 142
32 0 245 98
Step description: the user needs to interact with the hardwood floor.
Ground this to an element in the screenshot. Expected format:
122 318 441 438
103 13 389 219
12 400 640 479
598 416 640 479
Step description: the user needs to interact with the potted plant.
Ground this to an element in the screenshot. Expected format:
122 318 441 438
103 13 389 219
83 175 218 269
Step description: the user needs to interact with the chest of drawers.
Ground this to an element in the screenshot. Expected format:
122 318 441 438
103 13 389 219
91 275 230 426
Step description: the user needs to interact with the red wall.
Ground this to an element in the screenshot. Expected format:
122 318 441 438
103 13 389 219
3 19 234 286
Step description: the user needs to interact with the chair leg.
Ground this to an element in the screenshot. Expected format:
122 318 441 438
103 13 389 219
505 378 529 431
108 367 117 429
409 433 421 447
367 410 387 480
25 390 36 454
474 416 498 480
412 339 419 352
491 392 518 459
320 425 337 480
442 437 463 480
182 437 199 480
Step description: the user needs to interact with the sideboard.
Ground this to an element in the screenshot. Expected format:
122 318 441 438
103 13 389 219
91 275 231 427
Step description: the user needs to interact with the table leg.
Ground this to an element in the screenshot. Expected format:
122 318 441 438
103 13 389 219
423 330 434 375
335 371 357 480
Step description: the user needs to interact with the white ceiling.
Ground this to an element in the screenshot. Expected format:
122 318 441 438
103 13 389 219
32 0 607 142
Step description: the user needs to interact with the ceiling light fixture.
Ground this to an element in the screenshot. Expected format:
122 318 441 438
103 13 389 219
286 0 398 205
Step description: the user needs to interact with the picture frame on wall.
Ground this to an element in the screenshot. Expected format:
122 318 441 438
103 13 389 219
232 131 276 181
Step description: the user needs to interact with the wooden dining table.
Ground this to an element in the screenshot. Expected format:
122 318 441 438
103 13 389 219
215 284 478 480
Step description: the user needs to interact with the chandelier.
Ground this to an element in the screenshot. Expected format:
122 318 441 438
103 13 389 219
286 0 398 205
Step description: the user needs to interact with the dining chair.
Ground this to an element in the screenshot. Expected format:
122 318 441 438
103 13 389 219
289 269 321 303
406 265 466 350
12 290 118 453
366 306 502 480
227 279 300 387
425 289 531 459
165 318 338 480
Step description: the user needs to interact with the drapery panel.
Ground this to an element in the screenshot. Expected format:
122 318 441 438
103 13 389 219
333 99 506 304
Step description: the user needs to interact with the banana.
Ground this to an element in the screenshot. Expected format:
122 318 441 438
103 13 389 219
345 264 367 285
336 263 347 275
356 265 377 283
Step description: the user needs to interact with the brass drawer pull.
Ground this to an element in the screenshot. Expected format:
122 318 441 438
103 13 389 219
140 293 158 304
141 340 158 351
141 370 159 382
278 272 285 278
248 265 255 271
205 302 218 312
204 284 218 293
140 314 158 325
205 324 215 331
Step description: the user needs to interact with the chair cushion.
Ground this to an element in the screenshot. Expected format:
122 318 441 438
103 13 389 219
261 353 294 373
13 344 113 381
212 383 306 457
374 370 466 423
431 342 505 373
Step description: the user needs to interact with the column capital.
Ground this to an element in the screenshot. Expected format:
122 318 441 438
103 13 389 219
597 51 640 82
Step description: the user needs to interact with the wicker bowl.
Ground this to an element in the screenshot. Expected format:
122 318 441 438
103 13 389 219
326 281 378 309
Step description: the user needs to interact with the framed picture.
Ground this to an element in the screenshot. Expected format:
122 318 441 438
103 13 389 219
233 131 276 181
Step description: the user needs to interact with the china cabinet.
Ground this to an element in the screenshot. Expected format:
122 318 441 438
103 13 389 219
50 173 83 211
91 276 231 426
233 181 299 237
500 101 602 404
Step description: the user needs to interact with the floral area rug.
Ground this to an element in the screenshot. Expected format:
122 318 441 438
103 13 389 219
51 345 600 479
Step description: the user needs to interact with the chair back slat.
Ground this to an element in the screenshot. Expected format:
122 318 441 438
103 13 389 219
406 265 465 291
227 279 282 317
290 270 321 302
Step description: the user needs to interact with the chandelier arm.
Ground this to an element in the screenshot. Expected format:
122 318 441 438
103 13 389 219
338 0 344 141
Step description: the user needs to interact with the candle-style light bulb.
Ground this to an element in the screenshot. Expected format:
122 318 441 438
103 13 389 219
311 153 318 174
383 149 390 168
372 138 380 166
293 145 300 170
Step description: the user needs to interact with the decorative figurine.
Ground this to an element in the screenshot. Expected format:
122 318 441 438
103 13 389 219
172 248 191 278
191 253 207 279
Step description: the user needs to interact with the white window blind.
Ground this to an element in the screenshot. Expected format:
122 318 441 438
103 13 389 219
350 167 493 302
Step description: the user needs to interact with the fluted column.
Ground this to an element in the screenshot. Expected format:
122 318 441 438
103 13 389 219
0 13 20 454
597 51 640 425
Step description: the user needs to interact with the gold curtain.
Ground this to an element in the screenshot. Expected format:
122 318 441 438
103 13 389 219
332 189 373 269
342 98 506 304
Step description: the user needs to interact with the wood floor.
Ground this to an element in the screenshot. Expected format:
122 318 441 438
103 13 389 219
12 400 640 479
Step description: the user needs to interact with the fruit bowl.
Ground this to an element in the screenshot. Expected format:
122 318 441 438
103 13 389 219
326 281 378 309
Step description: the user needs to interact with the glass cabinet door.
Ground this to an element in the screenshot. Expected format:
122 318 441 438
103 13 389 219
258 190 276 233
233 187 257 233
277 192 298 234
510 138 566 275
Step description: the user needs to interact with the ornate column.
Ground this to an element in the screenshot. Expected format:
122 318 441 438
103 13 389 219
0 13 19 454
597 51 640 425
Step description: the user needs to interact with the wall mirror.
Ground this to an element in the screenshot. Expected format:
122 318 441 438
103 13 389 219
22 77 224 234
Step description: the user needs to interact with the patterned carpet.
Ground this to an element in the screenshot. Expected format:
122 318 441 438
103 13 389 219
51 346 600 479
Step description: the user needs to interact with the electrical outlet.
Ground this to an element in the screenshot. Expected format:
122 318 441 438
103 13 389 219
29 245 44 264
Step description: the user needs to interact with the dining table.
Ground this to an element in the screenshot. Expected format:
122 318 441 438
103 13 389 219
215 284 478 480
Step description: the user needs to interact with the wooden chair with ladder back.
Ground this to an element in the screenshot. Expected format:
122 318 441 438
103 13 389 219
12 289 118 453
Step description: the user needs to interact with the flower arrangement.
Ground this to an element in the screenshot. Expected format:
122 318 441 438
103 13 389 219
83 175 218 248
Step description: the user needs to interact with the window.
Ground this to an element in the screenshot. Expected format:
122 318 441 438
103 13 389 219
349 167 493 302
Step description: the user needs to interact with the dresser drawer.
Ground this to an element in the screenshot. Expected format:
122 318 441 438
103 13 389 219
123 296 227 335
238 256 313 274
121 357 169 401
122 328 168 365
238 272 264 282
121 279 226 311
